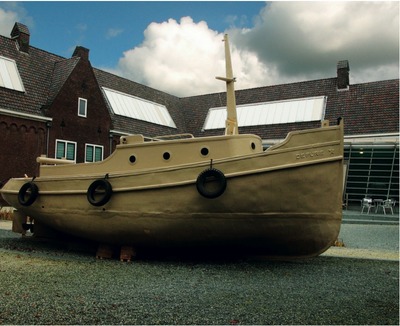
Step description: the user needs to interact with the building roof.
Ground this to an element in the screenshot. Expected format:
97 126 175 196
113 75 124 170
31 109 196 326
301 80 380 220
0 24 399 140
47 58 80 106
0 34 71 116
93 68 185 136
181 77 399 139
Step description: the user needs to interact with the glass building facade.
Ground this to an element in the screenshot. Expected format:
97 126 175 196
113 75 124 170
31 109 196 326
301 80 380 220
344 142 399 207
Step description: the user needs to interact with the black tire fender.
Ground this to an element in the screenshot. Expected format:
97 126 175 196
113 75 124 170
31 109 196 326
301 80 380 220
196 168 227 199
87 179 113 206
18 182 39 206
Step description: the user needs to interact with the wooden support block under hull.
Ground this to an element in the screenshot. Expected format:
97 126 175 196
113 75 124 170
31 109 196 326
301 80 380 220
96 244 114 259
120 246 136 262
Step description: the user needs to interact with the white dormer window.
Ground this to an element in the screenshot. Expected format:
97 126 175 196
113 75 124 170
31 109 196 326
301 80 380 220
202 96 327 130
102 87 176 128
78 98 87 117
0 56 25 92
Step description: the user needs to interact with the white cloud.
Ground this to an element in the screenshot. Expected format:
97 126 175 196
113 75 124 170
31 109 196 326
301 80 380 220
0 7 18 37
115 2 398 97
0 1 34 37
116 16 269 96
232 1 399 83
106 27 123 39
351 63 400 85
117 17 225 96
76 23 87 32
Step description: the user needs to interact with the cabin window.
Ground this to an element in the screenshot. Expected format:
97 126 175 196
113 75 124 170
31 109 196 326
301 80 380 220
85 144 103 162
78 98 87 117
56 140 76 161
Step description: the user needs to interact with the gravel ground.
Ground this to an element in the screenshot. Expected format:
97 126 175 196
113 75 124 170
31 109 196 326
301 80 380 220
322 223 399 261
0 224 398 325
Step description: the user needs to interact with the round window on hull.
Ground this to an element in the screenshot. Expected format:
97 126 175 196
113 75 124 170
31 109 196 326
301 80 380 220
129 155 136 164
200 147 209 157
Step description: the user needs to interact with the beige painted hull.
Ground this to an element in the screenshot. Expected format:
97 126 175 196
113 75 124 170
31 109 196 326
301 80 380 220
1 123 344 258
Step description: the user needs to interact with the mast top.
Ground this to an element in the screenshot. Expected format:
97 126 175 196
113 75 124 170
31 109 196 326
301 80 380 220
216 34 238 136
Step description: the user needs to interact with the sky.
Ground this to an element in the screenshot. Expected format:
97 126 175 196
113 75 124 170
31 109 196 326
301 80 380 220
0 1 398 97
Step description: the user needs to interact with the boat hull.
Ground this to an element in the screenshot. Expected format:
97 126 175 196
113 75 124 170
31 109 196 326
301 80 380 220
1 150 343 258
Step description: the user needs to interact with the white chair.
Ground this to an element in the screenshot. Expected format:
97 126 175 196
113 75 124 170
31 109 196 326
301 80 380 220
361 197 374 214
381 199 396 215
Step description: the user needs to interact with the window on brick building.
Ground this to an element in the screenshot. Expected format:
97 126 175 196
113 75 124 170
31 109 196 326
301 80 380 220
78 98 87 117
203 96 326 130
0 56 25 92
85 144 103 162
102 87 176 128
56 140 76 161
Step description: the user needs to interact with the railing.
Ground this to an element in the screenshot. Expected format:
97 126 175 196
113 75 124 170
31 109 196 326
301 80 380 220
151 134 194 141
36 156 75 165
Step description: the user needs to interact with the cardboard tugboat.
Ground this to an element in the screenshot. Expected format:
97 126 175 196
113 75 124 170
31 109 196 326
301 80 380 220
1 35 344 258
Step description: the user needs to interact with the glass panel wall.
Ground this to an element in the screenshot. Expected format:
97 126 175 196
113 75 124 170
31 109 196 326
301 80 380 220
344 144 399 206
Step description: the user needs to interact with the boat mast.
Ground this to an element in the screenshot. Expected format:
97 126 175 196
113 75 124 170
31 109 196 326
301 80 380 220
216 34 238 135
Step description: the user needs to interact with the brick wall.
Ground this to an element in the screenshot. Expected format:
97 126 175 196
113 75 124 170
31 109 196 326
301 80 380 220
0 115 46 204
46 58 112 162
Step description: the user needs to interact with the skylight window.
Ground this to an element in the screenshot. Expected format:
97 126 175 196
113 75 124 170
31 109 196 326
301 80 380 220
102 87 176 128
0 56 24 92
203 96 326 130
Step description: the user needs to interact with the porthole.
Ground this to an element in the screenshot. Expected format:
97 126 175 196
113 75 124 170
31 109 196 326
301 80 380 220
129 155 136 164
163 152 171 161
251 142 256 150
201 147 209 156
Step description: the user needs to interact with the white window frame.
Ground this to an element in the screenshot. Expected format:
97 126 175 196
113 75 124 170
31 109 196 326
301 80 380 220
55 139 77 161
202 96 327 130
0 55 25 92
102 87 176 128
85 143 104 163
78 97 87 117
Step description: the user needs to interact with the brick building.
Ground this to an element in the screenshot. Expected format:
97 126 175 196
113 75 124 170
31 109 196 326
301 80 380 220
1 22 399 206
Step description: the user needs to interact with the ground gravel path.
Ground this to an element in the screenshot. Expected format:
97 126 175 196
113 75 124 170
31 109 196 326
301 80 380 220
0 226 398 325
